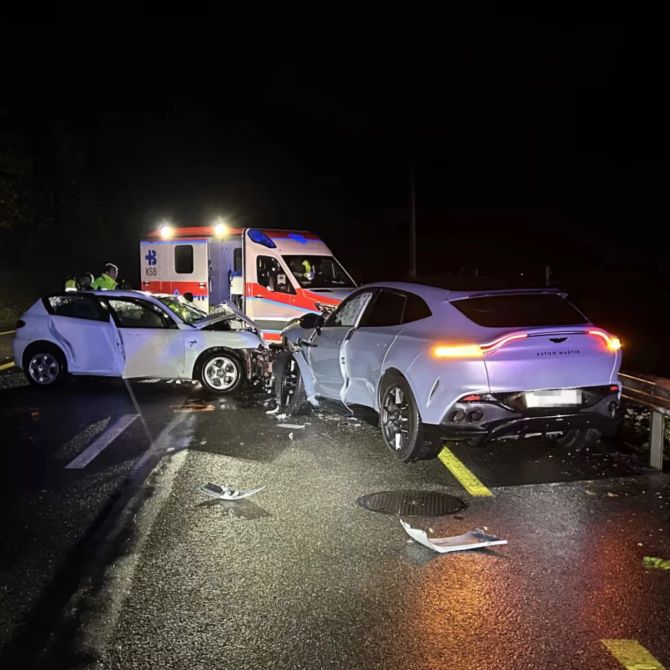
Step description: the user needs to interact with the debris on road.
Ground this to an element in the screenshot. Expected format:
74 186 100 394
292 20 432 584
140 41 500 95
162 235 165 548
172 403 216 413
200 483 266 501
288 432 294 440
400 519 507 554
277 423 305 429
266 407 280 415
643 556 670 571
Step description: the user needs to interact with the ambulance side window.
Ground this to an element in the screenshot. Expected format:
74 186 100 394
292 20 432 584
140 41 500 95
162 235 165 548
175 245 194 274
233 248 242 273
257 256 295 294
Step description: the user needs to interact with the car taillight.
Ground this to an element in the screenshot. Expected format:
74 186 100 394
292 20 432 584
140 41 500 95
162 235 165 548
432 344 483 359
432 332 528 359
15 319 25 329
588 330 621 351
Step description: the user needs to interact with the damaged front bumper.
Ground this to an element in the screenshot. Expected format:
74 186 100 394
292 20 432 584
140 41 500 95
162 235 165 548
436 385 621 444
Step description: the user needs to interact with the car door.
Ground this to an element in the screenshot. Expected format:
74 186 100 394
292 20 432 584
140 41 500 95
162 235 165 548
306 290 374 399
106 297 185 379
44 294 124 375
342 289 407 408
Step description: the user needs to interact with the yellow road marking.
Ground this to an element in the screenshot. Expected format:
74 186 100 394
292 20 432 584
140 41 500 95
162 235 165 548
0 361 15 371
0 330 15 336
602 639 666 670
438 446 493 497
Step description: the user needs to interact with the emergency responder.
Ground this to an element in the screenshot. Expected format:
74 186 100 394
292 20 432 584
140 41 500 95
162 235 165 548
91 263 119 290
77 272 94 291
64 276 77 291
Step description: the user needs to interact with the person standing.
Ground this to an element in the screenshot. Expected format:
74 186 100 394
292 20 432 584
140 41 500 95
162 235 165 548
91 263 119 290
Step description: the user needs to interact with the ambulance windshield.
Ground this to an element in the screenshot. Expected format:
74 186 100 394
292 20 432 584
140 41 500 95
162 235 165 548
282 255 354 289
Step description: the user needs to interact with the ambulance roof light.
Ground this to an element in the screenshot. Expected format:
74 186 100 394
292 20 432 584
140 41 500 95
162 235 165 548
247 229 276 248
213 217 230 239
159 222 175 239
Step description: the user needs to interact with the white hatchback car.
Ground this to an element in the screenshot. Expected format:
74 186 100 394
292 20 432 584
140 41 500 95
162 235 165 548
13 291 267 394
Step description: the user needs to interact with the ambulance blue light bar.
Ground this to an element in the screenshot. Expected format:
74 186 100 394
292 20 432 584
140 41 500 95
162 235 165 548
247 229 277 248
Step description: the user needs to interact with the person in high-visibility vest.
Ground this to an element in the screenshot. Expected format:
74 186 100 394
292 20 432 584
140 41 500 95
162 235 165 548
64 276 77 291
91 263 119 290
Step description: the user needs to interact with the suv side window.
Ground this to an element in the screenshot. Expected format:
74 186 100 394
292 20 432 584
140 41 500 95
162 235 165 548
257 256 295 294
45 295 107 322
327 291 373 328
402 293 432 323
108 299 176 329
360 290 406 327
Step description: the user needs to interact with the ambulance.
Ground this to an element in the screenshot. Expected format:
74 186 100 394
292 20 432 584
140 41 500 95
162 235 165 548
140 224 357 341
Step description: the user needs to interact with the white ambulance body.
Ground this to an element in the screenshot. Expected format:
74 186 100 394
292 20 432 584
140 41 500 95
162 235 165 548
140 226 356 341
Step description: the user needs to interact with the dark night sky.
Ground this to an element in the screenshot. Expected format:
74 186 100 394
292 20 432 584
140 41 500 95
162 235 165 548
2 7 670 284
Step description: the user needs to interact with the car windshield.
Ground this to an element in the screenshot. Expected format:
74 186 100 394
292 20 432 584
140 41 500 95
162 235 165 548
282 255 354 289
157 296 208 324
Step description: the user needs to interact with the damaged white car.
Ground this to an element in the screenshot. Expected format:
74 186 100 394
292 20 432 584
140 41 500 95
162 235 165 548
13 291 268 393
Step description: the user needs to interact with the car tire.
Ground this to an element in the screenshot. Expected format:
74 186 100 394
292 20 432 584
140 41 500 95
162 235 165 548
199 351 244 395
24 344 67 387
551 428 601 450
379 371 439 462
273 352 310 415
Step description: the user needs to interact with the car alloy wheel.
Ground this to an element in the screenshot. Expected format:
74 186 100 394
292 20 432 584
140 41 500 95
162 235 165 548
203 355 239 392
28 352 61 385
381 385 413 451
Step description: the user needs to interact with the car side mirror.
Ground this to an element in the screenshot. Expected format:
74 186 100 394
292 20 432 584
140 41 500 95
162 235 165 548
299 312 325 332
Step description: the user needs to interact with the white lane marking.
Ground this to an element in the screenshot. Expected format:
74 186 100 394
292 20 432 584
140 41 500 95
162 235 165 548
0 330 16 336
74 413 194 654
65 414 139 469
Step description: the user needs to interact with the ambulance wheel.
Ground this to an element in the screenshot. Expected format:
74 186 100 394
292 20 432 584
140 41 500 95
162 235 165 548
273 352 309 415
199 351 243 394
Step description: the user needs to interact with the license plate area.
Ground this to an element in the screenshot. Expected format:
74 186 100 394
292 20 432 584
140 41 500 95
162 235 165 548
524 389 582 408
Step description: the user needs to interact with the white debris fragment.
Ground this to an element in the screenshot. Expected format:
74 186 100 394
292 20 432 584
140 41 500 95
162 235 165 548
400 519 507 554
200 440 207 446
266 407 280 415
277 423 305 429
200 483 266 501
274 413 288 421
288 432 294 440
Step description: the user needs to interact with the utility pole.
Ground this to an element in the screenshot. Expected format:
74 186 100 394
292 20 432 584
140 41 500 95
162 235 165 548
409 160 417 278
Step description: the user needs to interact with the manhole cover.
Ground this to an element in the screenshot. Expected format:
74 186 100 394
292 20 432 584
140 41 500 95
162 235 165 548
356 490 465 516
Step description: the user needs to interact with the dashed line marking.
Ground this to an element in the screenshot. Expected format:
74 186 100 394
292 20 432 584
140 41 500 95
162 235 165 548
601 639 666 670
0 361 15 371
65 414 139 469
0 330 15 336
438 446 493 497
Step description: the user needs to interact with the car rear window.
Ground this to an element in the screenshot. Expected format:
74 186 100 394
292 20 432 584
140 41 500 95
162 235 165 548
451 294 589 327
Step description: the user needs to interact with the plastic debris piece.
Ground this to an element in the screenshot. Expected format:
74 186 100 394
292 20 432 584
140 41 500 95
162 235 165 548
200 483 266 501
266 407 280 415
288 432 294 440
400 519 507 554
277 423 305 429
643 556 670 570
274 413 287 421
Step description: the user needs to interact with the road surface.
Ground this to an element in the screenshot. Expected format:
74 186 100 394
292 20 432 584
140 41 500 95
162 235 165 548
0 366 668 670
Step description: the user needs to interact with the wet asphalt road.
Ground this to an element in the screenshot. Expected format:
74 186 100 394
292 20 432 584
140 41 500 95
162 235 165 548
0 364 669 670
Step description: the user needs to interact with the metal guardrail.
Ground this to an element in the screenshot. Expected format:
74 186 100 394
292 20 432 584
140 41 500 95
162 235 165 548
619 372 670 470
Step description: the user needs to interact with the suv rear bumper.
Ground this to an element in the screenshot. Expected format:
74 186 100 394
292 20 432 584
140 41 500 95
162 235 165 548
435 385 620 444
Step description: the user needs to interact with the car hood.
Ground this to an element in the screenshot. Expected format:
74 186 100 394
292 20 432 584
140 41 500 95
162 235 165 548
192 301 260 332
